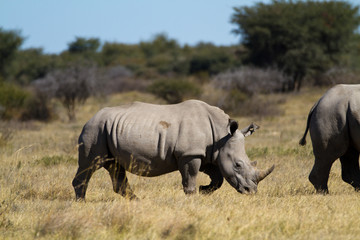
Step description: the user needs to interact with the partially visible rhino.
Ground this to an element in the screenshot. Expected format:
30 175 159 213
300 84 360 193
72 100 274 200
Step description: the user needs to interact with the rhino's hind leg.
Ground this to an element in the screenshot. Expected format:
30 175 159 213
340 147 360 191
72 165 95 201
309 157 335 194
72 140 109 201
104 160 138 200
199 164 224 194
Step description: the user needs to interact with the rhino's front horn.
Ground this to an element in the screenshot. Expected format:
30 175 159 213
257 165 275 183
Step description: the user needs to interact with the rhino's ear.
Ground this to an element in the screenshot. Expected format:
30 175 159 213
241 123 260 137
228 119 238 135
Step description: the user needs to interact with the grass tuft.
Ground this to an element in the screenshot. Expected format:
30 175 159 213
34 155 77 167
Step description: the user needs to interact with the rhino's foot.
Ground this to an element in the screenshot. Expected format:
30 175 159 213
351 182 360 192
124 193 139 201
73 186 87 202
315 188 329 195
184 188 197 195
342 175 360 191
199 185 216 194
74 197 86 202
309 169 330 195
119 188 139 200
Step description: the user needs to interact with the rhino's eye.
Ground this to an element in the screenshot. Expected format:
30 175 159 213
235 162 242 168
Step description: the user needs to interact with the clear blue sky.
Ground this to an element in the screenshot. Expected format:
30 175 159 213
0 0 358 54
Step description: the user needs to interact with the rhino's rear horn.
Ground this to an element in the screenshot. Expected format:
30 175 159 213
257 165 275 183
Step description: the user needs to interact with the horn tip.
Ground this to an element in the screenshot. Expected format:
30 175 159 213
257 164 275 183
270 164 275 171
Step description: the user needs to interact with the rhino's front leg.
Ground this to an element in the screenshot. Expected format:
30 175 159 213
199 164 224 194
178 157 202 194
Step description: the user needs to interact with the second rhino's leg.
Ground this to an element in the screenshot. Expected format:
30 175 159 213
178 157 202 194
199 164 224 194
340 147 360 191
104 160 137 200
309 156 335 194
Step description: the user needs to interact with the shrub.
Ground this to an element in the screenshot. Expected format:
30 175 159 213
205 67 288 116
313 67 360 86
212 66 288 96
148 79 201 104
0 82 30 119
20 90 54 121
32 64 97 121
96 65 147 94
237 94 285 117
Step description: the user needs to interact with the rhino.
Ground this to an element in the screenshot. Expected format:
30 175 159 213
300 84 360 193
72 100 274 200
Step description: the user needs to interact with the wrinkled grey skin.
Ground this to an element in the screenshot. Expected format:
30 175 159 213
300 84 360 193
72 100 274 200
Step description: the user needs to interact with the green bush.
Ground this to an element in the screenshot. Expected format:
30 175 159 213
0 82 30 119
148 79 201 104
20 91 54 121
208 67 288 117
219 89 249 115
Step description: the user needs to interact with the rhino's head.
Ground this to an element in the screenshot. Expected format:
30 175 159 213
217 121 274 194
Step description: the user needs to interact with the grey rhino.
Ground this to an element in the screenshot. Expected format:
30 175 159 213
300 84 360 193
72 100 274 200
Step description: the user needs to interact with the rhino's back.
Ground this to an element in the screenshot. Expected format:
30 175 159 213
310 84 360 154
313 84 360 124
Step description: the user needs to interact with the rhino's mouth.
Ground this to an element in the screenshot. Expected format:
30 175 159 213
225 175 257 194
237 179 257 194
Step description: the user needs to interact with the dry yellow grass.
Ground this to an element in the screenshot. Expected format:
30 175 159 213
1 88 360 240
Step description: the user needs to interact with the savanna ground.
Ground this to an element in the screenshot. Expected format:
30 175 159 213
1 87 360 240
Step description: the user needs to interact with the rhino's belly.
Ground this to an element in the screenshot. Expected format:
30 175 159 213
116 150 178 177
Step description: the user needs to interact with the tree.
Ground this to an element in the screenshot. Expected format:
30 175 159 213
35 63 97 121
61 37 101 66
139 33 183 76
68 37 100 54
7 48 56 85
231 1 360 91
101 42 143 68
139 33 180 58
0 28 23 78
188 42 238 77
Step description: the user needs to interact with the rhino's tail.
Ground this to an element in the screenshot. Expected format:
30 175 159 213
299 100 319 146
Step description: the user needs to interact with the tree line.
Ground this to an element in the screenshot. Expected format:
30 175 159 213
0 0 359 121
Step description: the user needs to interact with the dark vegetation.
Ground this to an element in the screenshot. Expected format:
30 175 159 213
232 0 360 91
0 1 360 121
